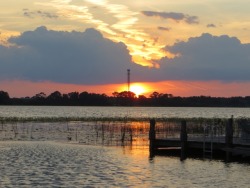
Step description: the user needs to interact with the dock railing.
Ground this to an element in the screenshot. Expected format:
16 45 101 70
149 116 250 160
152 116 250 145
234 118 250 144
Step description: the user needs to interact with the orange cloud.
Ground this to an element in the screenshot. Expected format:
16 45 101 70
37 0 168 67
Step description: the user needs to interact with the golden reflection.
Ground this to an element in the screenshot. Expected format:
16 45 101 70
120 121 150 157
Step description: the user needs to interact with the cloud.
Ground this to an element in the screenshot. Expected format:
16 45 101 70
158 26 171 31
23 9 58 19
37 0 165 67
207 23 216 28
157 33 250 81
141 11 199 24
0 26 142 84
1 27 250 86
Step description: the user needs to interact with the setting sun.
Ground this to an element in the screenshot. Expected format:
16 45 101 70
130 84 147 96
117 82 150 97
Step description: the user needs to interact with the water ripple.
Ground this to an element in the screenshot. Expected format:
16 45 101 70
0 141 249 187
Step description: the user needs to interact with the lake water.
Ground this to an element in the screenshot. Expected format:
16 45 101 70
0 141 250 188
0 106 250 187
1 106 250 119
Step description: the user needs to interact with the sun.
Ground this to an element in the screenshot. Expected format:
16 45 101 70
130 84 146 96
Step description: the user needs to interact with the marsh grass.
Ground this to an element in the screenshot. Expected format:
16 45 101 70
0 117 249 145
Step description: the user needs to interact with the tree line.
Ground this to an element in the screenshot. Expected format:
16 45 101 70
1 90 250 107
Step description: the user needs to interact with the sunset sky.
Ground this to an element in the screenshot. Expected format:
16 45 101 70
1 0 250 97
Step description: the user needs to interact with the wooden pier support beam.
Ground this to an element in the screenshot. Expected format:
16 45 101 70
226 116 233 147
180 120 188 161
149 119 156 158
225 115 233 161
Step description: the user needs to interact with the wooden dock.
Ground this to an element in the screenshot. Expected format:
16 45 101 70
149 117 250 161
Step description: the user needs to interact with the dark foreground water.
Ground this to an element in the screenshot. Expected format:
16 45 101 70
0 141 250 188
1 106 250 187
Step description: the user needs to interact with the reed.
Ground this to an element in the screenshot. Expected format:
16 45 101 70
1 117 249 145
1 116 244 124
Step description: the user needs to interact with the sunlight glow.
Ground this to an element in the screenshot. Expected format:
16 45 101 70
38 0 169 67
130 84 147 96
0 30 19 46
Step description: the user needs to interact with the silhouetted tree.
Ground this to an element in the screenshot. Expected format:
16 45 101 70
33 92 47 99
67 92 79 105
1 89 250 107
31 92 47 105
112 91 136 106
0 91 10 104
47 91 63 105
149 91 164 106
137 95 150 106
150 91 162 99
68 92 79 100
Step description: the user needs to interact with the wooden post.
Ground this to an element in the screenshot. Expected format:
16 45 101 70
225 115 233 161
180 120 188 161
149 119 156 158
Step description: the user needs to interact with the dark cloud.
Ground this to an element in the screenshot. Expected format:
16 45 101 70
158 26 171 31
0 26 142 84
1 27 250 85
141 11 199 24
23 9 58 19
207 23 216 28
157 33 250 81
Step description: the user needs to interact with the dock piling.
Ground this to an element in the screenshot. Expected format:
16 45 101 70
225 115 233 161
180 120 188 161
149 119 156 157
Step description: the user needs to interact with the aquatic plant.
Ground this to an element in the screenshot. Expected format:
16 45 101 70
1 116 249 145
1 115 246 124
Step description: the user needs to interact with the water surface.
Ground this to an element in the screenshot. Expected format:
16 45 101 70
1 106 250 119
0 141 249 187
1 106 250 187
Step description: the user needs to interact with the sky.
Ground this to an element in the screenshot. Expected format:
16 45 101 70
1 0 250 97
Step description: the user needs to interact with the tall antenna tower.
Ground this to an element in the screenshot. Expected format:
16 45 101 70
127 69 130 92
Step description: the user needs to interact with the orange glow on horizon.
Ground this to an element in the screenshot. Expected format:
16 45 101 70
117 82 150 97
130 84 147 97
1 80 250 98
